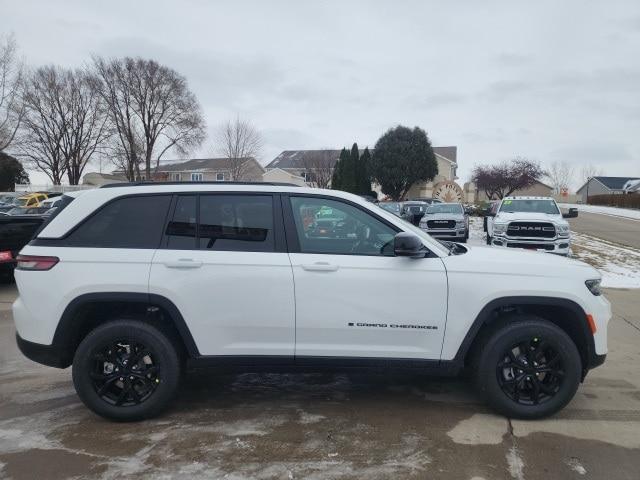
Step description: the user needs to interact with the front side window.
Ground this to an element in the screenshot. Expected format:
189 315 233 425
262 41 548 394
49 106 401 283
66 195 171 248
289 197 397 256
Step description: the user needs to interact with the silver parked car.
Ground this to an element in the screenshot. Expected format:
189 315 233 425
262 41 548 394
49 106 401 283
419 202 469 243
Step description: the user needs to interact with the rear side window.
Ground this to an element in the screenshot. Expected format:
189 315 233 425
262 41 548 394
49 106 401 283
165 195 197 249
66 195 171 248
162 194 275 252
199 195 274 251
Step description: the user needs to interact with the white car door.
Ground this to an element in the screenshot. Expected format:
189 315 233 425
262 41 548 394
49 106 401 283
285 195 448 361
149 193 295 357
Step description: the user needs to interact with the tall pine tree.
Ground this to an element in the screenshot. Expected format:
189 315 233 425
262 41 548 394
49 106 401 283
358 147 372 195
331 147 349 191
332 143 373 194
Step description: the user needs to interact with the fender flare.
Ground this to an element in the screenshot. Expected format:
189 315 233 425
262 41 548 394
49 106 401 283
451 295 595 366
53 292 200 357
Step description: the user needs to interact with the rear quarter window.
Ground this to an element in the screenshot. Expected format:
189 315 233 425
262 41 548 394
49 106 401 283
64 195 172 248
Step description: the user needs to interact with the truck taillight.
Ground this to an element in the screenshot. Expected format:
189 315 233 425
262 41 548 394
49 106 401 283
0 251 12 263
15 255 59 271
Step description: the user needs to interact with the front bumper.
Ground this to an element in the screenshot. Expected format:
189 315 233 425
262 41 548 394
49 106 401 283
421 227 467 240
492 235 571 255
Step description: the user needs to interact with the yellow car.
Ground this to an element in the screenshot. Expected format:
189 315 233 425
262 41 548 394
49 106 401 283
16 192 49 207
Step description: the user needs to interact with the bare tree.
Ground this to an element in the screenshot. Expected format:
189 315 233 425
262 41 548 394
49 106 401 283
546 160 574 194
299 150 335 188
61 70 111 184
215 116 263 180
18 66 68 184
0 34 25 152
580 163 604 186
17 66 110 185
93 57 206 181
472 157 545 199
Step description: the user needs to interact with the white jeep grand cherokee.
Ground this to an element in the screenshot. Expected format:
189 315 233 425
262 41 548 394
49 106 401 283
13 183 609 421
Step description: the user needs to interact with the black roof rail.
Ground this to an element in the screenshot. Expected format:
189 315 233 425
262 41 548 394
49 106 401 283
100 181 302 189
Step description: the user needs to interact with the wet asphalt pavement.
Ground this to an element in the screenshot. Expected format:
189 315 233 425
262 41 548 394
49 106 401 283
1 283 639 480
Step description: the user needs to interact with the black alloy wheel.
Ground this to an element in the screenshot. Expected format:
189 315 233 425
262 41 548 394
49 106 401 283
90 340 160 407
496 337 564 406
73 320 181 421
473 316 581 419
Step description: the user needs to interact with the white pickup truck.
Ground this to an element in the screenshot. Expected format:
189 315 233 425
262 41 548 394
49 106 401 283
485 196 578 256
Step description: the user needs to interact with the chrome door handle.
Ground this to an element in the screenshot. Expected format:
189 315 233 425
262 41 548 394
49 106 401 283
301 262 339 272
164 259 203 269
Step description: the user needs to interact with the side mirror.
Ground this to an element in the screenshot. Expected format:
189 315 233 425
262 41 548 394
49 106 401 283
563 208 578 219
394 232 427 258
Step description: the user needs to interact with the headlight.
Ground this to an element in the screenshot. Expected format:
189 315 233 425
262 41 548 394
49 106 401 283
557 225 570 237
585 279 602 296
456 220 465 228
493 223 507 234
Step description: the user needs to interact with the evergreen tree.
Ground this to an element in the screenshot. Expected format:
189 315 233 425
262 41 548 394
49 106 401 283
331 147 349 191
371 126 438 200
348 143 359 193
358 147 372 195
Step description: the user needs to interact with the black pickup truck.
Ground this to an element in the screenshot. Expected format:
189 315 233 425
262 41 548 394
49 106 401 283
0 214 46 279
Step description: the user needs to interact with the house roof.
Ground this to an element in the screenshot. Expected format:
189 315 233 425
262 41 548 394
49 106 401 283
156 158 256 172
576 176 640 193
265 146 457 170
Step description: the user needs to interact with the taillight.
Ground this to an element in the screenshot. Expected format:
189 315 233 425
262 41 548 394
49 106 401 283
15 255 59 271
0 251 12 263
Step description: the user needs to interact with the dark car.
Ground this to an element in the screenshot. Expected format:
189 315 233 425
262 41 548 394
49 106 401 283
401 201 429 226
378 201 402 217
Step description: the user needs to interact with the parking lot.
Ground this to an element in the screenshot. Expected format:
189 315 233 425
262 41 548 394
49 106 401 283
1 281 639 480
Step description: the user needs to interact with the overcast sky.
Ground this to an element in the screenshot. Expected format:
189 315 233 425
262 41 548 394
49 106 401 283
4 0 640 186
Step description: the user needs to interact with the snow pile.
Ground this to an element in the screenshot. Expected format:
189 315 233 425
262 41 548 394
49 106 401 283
466 216 640 289
570 233 640 289
558 203 640 221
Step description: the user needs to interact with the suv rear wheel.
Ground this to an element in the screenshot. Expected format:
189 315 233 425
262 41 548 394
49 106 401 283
72 320 181 421
473 316 581 419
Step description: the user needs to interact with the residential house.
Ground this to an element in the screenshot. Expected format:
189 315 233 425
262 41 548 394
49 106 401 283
152 158 265 182
264 146 461 198
576 176 640 203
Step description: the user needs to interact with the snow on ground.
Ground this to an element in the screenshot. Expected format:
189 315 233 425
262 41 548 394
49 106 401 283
467 217 640 289
558 203 640 221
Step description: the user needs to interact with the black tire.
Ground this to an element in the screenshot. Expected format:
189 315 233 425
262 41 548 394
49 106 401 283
72 320 181 421
473 316 581 419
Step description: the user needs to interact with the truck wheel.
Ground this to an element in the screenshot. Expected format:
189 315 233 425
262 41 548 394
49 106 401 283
473 317 581 419
72 320 181 421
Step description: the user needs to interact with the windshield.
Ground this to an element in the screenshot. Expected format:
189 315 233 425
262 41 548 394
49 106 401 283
379 202 400 213
426 204 463 214
499 199 559 215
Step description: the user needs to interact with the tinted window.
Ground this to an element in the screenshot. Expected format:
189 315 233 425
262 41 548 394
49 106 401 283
165 195 197 249
198 195 274 252
289 197 397 256
66 195 171 248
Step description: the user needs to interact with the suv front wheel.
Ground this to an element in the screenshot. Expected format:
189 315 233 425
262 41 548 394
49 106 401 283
72 320 181 421
473 316 581 419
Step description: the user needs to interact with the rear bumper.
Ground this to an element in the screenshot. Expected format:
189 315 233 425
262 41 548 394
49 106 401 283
16 333 71 368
